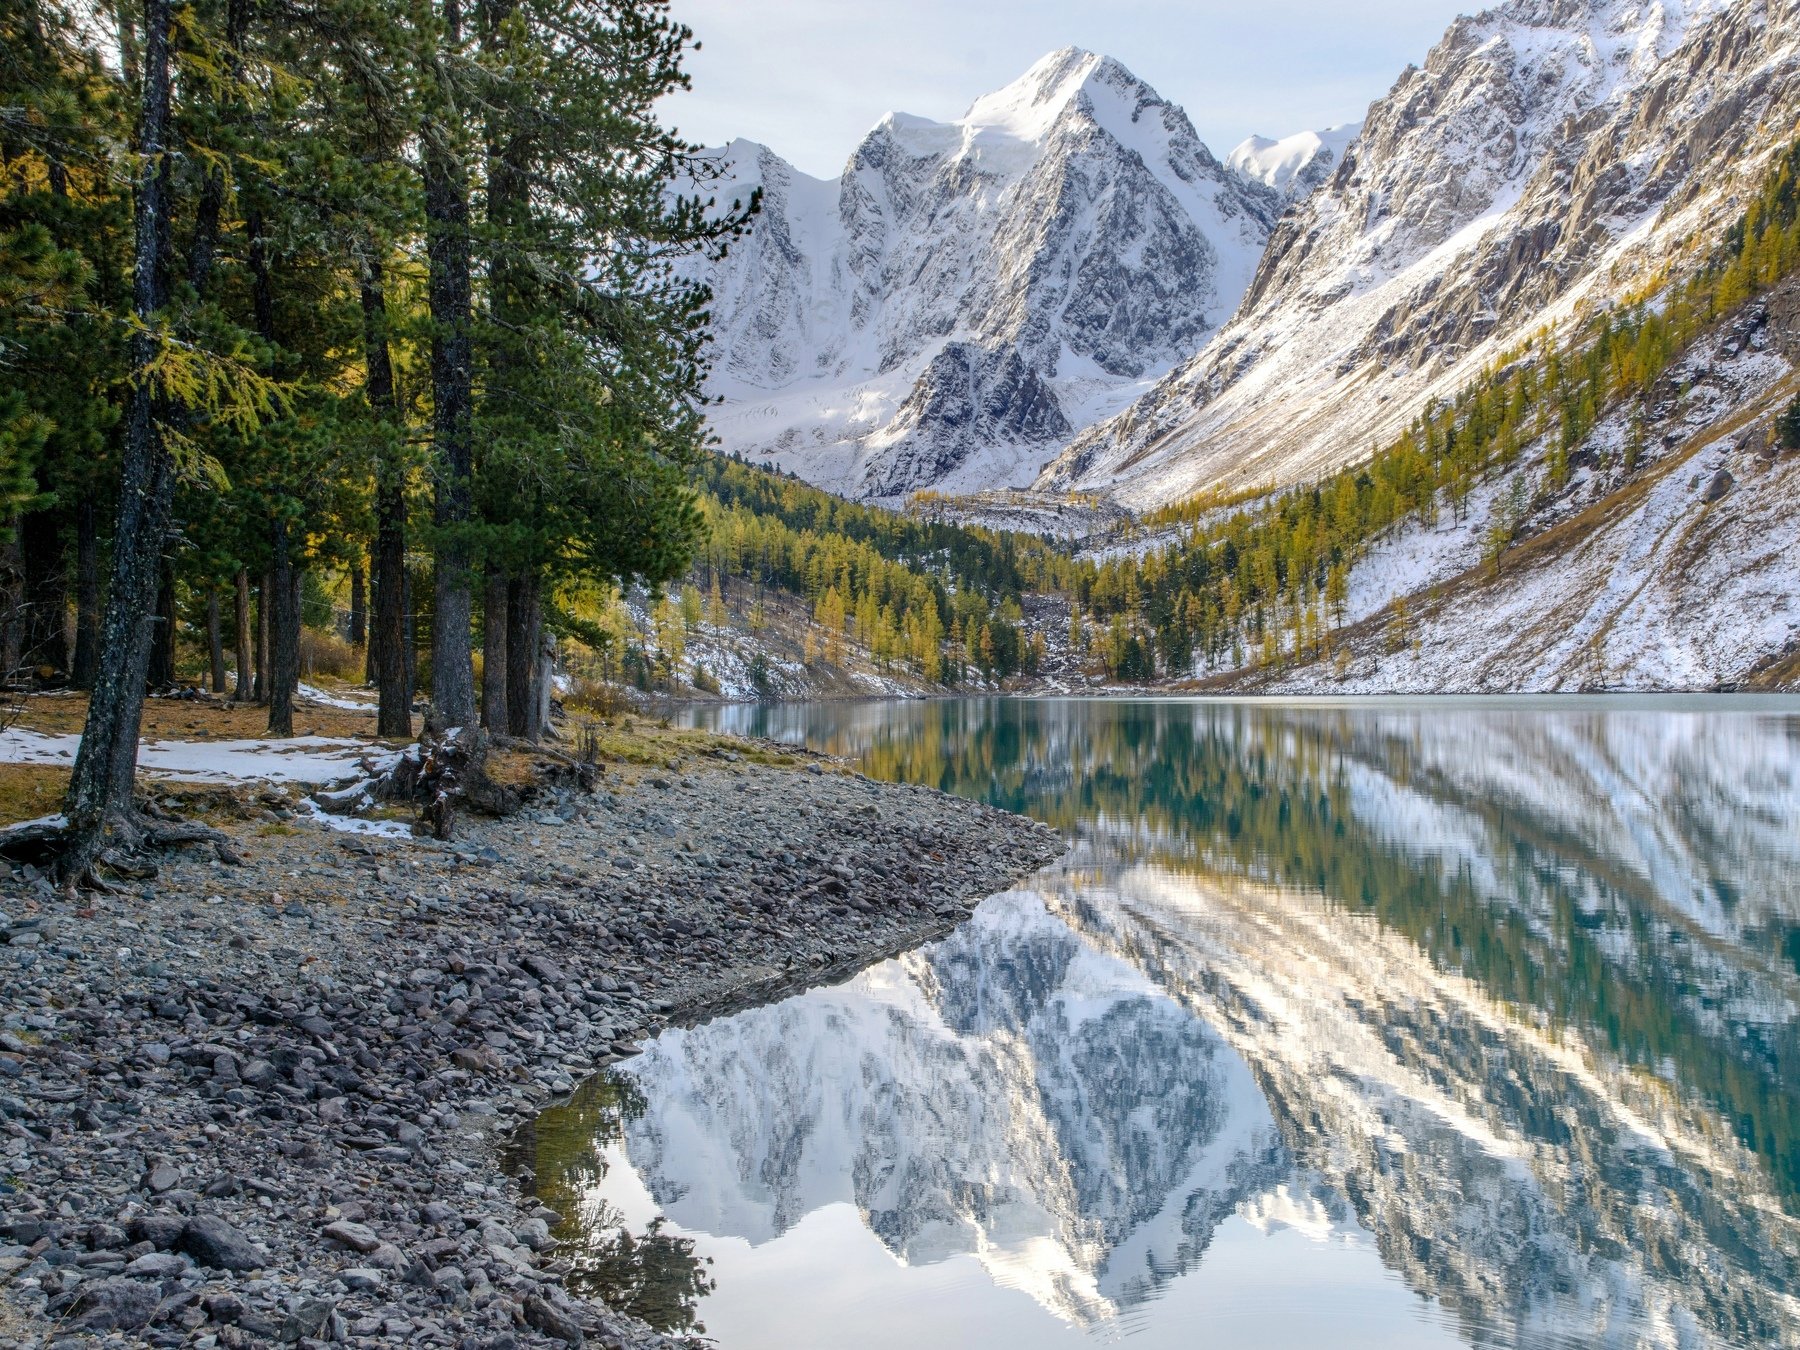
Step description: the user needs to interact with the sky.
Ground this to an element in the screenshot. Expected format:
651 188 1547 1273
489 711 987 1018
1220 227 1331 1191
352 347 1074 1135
660 0 1474 180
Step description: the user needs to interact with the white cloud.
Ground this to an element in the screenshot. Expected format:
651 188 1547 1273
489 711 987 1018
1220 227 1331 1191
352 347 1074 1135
662 0 1466 176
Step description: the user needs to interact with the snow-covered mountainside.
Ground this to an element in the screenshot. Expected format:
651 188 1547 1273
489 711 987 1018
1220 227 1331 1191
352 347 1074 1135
1044 0 1800 509
1232 274 1800 692
688 49 1281 503
1225 123 1361 203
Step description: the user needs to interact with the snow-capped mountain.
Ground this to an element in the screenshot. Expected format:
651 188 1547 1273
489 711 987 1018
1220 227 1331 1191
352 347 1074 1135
1225 123 1361 202
689 49 1281 502
1043 0 1800 509
613 894 1283 1327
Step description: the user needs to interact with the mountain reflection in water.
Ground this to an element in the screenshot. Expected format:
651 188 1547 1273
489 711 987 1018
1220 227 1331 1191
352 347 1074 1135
522 698 1800 1349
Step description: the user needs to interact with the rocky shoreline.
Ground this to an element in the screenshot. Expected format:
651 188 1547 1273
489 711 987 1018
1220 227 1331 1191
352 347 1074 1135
0 736 1063 1348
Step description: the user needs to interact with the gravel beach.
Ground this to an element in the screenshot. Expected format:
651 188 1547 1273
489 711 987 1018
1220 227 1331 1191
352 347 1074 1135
0 735 1063 1348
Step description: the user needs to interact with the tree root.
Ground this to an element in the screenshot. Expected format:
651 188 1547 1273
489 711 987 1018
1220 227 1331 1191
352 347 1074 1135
1 807 244 891
343 726 524 841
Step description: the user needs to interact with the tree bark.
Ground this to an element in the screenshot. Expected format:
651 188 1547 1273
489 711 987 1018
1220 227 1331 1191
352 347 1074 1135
148 564 176 688
482 567 508 732
423 0 477 730
60 0 177 881
267 518 296 735
72 499 99 689
505 571 542 740
233 567 252 700
359 257 412 738
348 560 366 646
206 587 226 692
255 570 269 702
403 566 417 704
364 570 377 684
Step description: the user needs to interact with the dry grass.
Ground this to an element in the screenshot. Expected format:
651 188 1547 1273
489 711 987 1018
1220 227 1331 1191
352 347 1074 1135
10 687 407 742
0 763 73 826
578 718 806 773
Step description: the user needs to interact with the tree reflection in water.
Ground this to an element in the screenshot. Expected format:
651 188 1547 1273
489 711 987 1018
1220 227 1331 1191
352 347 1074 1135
506 1072 716 1336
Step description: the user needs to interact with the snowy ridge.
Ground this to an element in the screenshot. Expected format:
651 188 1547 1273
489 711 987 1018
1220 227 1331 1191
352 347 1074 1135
685 49 1281 502
1043 0 1800 509
1226 123 1362 202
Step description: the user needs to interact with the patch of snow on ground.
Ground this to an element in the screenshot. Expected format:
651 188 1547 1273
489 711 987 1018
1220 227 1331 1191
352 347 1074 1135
0 729 397 786
296 797 413 839
297 682 375 711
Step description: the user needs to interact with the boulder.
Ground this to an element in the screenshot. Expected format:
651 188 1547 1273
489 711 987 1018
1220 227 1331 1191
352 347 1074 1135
179 1214 269 1271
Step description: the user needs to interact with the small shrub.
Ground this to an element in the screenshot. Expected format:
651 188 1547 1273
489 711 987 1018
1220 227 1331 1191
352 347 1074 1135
564 677 630 719
299 628 362 681
747 653 773 696
692 664 721 695
1778 394 1800 451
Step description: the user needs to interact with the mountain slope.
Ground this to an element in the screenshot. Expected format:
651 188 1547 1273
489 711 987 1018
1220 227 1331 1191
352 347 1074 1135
1043 0 1800 510
689 50 1281 503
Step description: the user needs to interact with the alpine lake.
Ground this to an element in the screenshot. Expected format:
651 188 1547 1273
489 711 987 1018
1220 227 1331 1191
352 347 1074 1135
509 696 1800 1350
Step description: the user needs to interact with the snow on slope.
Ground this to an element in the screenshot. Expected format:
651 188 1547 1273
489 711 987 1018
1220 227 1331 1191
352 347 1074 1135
1246 286 1800 692
1226 123 1361 202
687 49 1282 503
1043 0 1800 510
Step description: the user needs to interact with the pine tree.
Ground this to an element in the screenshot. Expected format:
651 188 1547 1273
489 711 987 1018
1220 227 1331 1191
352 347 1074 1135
1777 395 1800 452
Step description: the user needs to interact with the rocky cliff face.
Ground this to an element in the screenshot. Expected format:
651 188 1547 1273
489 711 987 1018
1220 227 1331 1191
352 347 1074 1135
1042 0 1800 509
687 50 1280 502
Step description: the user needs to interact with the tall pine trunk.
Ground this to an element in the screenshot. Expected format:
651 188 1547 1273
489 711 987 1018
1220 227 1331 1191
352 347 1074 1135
359 257 412 738
482 567 508 732
403 566 417 705
267 520 296 735
206 588 226 692
255 571 269 701
233 567 252 700
348 561 366 646
148 563 176 688
60 0 177 881
422 0 477 729
505 571 542 741
246 204 300 735
72 499 100 690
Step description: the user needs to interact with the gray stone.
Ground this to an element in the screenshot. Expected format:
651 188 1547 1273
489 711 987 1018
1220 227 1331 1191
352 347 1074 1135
522 1295 584 1345
277 1297 335 1343
321 1220 381 1254
124 1251 187 1277
126 1215 188 1250
178 1215 268 1271
366 1241 409 1271
65 1277 162 1332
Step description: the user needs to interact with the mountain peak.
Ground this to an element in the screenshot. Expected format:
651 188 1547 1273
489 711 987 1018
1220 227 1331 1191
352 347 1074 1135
960 48 1149 145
